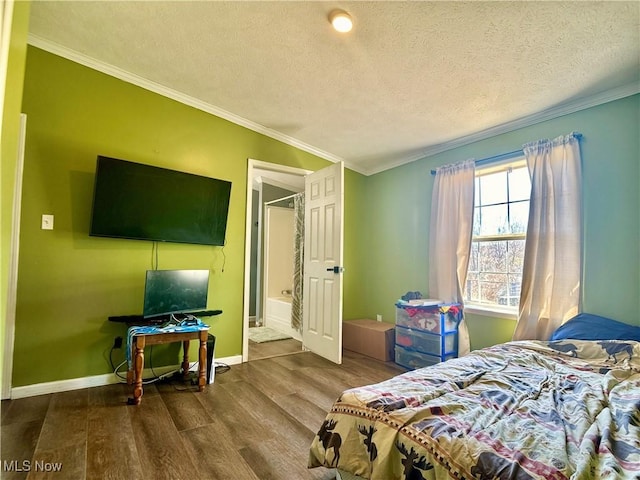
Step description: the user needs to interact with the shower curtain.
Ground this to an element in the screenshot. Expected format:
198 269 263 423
291 192 305 332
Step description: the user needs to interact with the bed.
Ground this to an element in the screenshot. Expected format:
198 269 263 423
308 319 640 479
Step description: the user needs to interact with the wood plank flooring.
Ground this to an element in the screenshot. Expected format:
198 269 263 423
248 338 303 362
1 351 405 480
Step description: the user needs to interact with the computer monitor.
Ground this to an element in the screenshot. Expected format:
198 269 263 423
143 269 209 318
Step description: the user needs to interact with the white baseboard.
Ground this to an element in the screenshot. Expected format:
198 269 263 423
9 354 243 399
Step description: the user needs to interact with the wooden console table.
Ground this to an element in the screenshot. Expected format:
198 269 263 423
126 327 209 405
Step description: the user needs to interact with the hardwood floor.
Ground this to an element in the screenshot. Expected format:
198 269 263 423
248 338 304 361
1 351 405 480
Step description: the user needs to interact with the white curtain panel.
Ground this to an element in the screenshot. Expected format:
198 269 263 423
428 159 475 356
514 133 582 341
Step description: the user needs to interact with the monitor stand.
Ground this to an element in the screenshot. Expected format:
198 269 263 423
108 310 223 325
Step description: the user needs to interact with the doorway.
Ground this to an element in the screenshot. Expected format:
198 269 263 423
243 160 310 362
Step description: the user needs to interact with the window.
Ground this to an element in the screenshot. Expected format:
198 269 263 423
465 159 531 311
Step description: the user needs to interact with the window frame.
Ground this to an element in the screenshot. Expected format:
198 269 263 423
464 157 529 319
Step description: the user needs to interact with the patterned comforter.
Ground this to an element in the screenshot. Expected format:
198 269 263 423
308 340 640 479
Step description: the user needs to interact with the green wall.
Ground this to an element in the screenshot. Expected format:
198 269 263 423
342 170 368 320
15 46 355 387
12 43 639 388
347 95 640 350
1 0 30 393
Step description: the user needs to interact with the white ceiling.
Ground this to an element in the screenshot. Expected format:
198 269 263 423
27 1 639 175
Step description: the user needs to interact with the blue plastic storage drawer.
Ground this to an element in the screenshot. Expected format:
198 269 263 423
395 325 456 356
395 345 454 370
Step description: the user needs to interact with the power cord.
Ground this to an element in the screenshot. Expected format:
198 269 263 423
109 340 129 382
112 345 190 385
214 362 230 374
112 336 230 391
151 241 159 270
149 345 159 379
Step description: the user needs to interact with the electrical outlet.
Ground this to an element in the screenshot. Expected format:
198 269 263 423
41 214 54 230
376 314 382 322
113 336 123 349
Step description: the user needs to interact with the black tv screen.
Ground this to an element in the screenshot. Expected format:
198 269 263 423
143 269 209 318
90 156 231 246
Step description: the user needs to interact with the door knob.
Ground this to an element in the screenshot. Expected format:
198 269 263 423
326 266 344 274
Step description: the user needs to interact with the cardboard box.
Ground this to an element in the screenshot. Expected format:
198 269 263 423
343 319 395 361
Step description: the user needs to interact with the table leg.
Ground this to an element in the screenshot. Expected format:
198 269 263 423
198 330 207 391
133 336 145 405
182 340 190 379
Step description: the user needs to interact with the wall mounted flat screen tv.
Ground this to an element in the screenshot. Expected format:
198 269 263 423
143 269 209 318
90 156 231 246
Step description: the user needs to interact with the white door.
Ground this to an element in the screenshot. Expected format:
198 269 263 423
302 162 344 364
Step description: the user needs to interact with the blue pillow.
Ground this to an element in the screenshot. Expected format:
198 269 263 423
550 313 640 341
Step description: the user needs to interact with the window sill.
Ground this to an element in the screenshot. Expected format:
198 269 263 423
464 304 518 321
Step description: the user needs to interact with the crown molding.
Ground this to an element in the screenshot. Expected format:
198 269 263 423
364 81 640 176
27 34 638 178
27 34 369 175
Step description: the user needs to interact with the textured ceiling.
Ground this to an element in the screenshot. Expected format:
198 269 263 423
28 1 640 175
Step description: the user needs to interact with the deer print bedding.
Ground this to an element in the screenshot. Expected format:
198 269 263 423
308 340 640 480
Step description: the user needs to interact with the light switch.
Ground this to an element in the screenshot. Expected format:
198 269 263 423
41 214 54 230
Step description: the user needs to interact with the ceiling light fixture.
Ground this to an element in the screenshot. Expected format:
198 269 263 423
329 9 353 33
